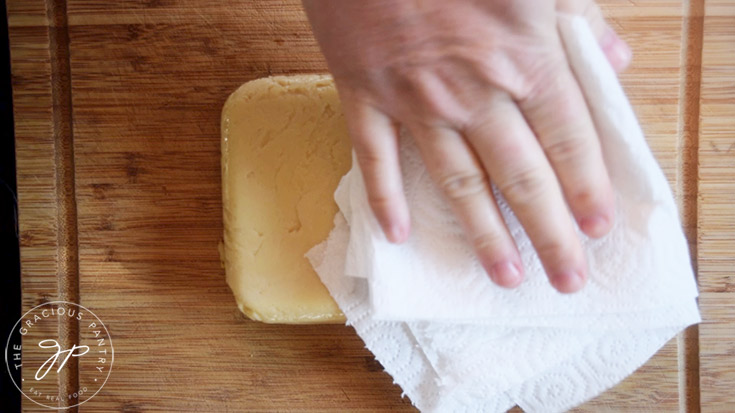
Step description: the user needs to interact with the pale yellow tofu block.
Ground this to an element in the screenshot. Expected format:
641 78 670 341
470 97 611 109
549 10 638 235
221 75 351 324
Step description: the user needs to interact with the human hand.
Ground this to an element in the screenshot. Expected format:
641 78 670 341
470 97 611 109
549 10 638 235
303 0 631 293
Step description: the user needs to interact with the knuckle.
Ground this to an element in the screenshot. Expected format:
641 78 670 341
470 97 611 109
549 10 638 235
391 67 467 125
569 187 602 210
437 171 489 202
472 231 505 255
497 166 549 202
353 141 381 161
416 91 463 125
422 97 456 123
367 191 394 216
542 132 594 164
354 150 386 175
513 58 566 102
354 151 401 215
517 59 568 104
534 240 572 264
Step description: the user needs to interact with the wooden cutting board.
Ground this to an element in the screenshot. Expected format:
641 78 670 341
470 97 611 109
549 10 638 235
8 0 734 411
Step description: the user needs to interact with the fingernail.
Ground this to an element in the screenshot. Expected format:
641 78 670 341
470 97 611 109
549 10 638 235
580 214 610 238
490 261 523 288
612 40 632 70
601 28 632 71
387 224 407 244
552 270 586 294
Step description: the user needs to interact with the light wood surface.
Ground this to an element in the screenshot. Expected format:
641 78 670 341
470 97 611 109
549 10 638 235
698 1 735 412
8 0 733 411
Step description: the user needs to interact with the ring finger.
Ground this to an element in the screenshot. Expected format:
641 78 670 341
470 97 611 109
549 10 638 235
409 123 524 288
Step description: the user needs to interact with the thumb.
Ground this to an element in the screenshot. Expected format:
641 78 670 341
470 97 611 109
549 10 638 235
557 0 632 72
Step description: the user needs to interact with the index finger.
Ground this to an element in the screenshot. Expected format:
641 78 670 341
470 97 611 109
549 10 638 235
342 98 411 243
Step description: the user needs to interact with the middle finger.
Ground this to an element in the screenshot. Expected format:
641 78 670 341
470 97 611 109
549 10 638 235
409 123 524 288
465 94 587 293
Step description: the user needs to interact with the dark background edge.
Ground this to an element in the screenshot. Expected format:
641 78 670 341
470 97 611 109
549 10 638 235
1 0 22 410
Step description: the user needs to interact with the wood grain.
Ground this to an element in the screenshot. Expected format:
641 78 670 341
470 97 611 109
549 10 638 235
6 1 69 411
8 0 732 411
698 1 735 411
46 0 81 407
67 1 411 411
677 1 705 411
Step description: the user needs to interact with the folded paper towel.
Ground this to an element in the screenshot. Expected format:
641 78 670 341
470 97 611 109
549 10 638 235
307 14 700 412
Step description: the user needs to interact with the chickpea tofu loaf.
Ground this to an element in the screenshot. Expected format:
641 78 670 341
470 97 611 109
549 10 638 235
221 75 351 323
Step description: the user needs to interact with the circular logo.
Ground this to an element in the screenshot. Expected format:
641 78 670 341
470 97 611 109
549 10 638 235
4 301 114 409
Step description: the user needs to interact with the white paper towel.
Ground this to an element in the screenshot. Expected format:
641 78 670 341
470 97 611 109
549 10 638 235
306 14 700 412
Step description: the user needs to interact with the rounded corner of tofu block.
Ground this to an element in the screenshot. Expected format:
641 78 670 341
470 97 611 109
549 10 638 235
220 74 351 326
222 74 335 114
